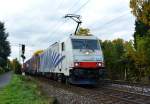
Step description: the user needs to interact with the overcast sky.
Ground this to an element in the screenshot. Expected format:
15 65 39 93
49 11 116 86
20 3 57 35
0 0 135 61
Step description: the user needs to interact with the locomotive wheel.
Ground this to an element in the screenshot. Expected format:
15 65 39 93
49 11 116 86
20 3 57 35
57 78 62 83
54 74 58 81
57 74 62 83
65 77 69 85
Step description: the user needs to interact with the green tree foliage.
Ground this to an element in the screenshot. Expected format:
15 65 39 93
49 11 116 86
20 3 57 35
76 27 92 36
123 41 136 81
0 22 11 70
101 40 116 79
101 39 127 80
130 0 150 26
134 37 150 81
133 20 149 47
101 38 150 82
11 58 22 74
130 0 150 47
129 0 150 82
33 50 43 56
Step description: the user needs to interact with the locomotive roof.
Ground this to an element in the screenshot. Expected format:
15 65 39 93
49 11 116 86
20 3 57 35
59 35 98 42
70 35 98 40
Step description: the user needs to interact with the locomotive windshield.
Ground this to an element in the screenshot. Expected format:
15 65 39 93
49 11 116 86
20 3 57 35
71 39 100 50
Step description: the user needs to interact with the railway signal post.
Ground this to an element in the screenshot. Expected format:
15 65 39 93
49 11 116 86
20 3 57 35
21 44 26 76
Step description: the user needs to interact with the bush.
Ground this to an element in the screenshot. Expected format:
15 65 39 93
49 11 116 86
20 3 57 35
0 67 5 74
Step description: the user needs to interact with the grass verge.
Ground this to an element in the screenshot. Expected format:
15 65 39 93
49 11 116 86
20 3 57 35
0 74 57 104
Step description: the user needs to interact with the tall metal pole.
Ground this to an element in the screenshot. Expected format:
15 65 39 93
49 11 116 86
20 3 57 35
20 44 26 75
19 44 21 62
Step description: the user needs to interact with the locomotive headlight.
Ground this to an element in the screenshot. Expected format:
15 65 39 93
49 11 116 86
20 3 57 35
97 62 102 67
74 62 79 67
85 51 89 55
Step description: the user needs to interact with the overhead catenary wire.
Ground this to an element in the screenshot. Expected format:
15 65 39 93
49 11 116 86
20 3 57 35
86 11 133 40
49 0 91 36
49 19 67 36
56 0 65 10
91 11 130 31
10 0 91 60
82 0 131 31
11 0 133 61
62 0 91 35
10 41 36 47
73 0 91 14
66 0 81 13
51 0 91 35
43 0 67 37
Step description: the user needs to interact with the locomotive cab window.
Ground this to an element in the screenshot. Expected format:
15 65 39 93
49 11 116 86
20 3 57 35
71 39 100 50
61 42 65 51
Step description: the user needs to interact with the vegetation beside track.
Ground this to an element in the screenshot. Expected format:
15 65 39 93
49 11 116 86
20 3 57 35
0 74 57 104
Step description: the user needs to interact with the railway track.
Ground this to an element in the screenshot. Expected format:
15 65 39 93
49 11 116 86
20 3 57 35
33 76 150 104
96 87 150 104
74 85 150 104
109 84 150 96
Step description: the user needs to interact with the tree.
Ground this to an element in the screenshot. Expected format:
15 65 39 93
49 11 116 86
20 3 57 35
130 0 150 82
33 50 43 56
123 41 136 81
76 27 92 36
11 58 22 74
101 40 116 79
101 39 144 81
0 22 11 69
130 0 150 47
112 39 125 59
101 39 127 80
130 0 150 26
133 20 150 47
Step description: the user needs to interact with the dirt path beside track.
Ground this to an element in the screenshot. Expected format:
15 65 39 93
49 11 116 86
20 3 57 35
0 71 13 88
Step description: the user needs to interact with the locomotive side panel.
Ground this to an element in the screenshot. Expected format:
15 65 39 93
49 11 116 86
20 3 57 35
24 55 39 74
59 38 73 76
38 42 66 74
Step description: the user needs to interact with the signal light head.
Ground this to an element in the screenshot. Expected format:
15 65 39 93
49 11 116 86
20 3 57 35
21 44 25 54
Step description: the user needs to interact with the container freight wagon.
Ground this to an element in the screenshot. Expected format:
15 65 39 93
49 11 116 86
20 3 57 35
24 35 105 85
